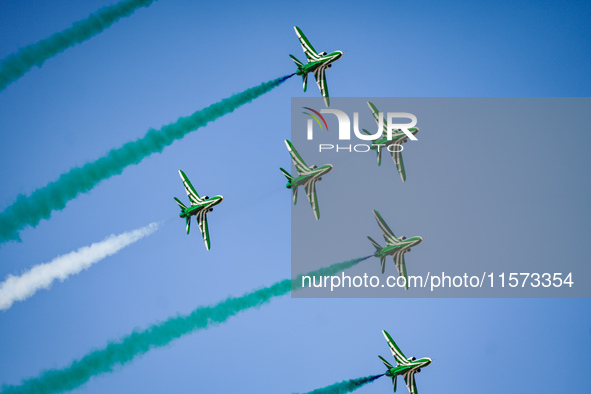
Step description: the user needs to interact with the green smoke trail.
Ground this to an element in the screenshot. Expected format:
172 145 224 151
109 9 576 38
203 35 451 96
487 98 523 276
298 374 384 394
0 74 292 244
0 256 371 394
0 0 156 92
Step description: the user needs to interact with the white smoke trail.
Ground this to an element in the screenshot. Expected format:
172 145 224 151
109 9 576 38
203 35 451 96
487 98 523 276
0 222 159 311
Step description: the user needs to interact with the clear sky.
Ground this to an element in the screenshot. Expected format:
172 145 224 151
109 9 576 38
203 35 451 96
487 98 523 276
0 0 590 393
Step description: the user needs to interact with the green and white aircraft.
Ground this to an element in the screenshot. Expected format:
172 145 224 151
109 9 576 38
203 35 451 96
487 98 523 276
368 210 423 289
280 140 333 220
362 101 419 182
174 170 223 250
290 26 343 107
379 330 432 394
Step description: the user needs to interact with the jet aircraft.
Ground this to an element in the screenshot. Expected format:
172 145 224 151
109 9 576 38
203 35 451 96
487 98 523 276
379 330 431 394
174 170 223 250
290 26 343 106
368 210 423 289
362 101 419 182
280 140 333 220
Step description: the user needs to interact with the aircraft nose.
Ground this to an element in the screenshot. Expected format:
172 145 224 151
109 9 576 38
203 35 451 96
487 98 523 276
414 236 423 245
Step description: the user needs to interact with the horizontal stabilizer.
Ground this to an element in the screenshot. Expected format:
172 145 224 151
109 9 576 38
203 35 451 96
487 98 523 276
368 236 382 250
379 355 394 370
280 167 293 181
174 197 187 211
289 54 304 68
185 217 191 235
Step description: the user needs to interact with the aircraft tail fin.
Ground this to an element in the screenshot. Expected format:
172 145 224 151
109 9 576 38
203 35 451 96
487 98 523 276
280 167 293 189
289 54 307 91
378 356 397 392
369 236 386 273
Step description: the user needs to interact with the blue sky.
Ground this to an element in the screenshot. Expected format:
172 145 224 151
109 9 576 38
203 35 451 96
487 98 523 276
0 0 590 393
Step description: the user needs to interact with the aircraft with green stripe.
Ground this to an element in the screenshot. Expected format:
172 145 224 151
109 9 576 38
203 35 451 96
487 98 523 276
362 101 419 182
290 26 343 107
280 140 333 220
379 330 432 394
368 210 423 289
174 170 223 250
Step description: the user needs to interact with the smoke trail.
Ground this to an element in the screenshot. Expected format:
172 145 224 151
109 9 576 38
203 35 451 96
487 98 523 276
298 374 384 394
0 0 156 92
0 256 370 394
0 74 292 245
0 222 159 311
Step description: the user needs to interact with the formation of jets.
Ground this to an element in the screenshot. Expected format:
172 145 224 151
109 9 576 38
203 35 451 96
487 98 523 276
379 330 432 394
290 26 343 107
362 101 419 182
368 210 423 289
170 26 430 393
174 170 223 250
280 139 333 220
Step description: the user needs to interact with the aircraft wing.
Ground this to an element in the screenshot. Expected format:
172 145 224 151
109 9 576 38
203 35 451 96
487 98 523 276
294 26 321 61
382 330 410 366
402 370 419 394
179 170 203 206
304 178 320 220
285 140 311 175
391 149 407 182
367 101 388 134
196 210 211 250
373 210 400 245
393 250 409 290
313 65 330 107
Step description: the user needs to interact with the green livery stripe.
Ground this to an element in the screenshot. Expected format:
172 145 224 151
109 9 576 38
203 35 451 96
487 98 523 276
285 140 311 174
179 170 202 205
294 26 320 61
382 330 410 366
373 210 399 245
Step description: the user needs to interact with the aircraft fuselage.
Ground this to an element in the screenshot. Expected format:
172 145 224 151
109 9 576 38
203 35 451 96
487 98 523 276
386 357 432 377
179 196 223 218
289 164 333 189
296 51 343 76
374 236 423 258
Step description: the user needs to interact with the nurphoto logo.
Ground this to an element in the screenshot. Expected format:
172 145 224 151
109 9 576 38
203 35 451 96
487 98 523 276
302 105 418 153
